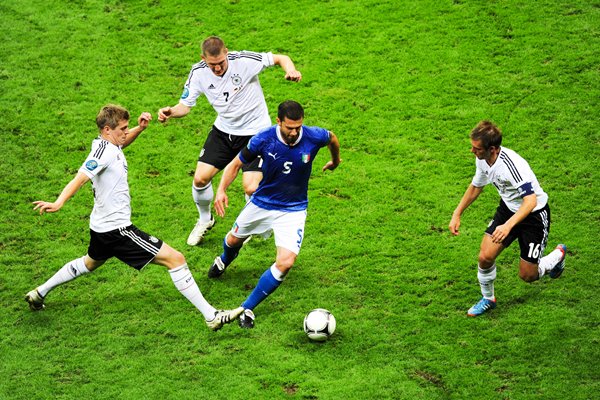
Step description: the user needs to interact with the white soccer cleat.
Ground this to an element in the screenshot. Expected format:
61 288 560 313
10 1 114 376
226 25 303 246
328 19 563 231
25 289 45 311
205 307 244 331
186 216 215 246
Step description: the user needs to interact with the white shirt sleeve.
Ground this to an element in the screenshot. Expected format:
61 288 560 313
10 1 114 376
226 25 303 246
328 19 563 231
239 51 274 76
179 65 204 108
471 160 489 187
79 140 113 179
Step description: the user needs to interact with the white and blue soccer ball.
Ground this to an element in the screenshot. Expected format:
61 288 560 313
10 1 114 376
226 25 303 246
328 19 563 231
303 308 336 341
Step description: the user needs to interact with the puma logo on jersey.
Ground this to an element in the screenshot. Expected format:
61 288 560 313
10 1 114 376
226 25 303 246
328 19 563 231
268 152 279 160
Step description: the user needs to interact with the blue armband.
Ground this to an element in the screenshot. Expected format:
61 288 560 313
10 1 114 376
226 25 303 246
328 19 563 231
517 182 534 197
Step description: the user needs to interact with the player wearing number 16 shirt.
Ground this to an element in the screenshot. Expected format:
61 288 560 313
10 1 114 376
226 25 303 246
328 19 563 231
158 36 302 246
449 120 567 317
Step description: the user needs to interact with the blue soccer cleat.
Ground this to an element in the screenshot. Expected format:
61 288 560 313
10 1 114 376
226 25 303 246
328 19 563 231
467 297 496 317
548 244 567 279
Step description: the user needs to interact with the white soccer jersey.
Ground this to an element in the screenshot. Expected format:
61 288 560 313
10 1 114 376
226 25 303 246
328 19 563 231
79 138 132 232
179 51 274 136
472 146 548 213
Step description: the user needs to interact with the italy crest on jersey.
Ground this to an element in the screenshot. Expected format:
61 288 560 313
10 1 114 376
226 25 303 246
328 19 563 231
301 153 311 163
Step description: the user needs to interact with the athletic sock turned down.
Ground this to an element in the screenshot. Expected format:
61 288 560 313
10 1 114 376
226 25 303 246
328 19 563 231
477 264 497 300
192 183 213 224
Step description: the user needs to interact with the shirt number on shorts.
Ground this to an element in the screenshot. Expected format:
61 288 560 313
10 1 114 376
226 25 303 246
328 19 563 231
528 243 541 259
296 228 304 247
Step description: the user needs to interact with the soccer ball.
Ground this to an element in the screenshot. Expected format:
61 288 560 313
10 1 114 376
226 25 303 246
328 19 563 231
303 308 336 341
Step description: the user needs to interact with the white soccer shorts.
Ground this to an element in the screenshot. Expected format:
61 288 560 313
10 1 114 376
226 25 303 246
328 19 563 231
230 202 307 254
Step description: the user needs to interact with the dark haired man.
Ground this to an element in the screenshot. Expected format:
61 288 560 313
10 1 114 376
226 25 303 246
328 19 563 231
210 100 341 328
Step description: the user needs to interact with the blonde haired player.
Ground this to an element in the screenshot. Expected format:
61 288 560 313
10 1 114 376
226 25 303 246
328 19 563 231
158 36 302 246
449 120 566 316
26 105 243 331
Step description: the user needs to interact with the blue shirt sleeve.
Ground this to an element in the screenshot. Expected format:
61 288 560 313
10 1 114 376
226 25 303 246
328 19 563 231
239 135 262 164
311 126 331 147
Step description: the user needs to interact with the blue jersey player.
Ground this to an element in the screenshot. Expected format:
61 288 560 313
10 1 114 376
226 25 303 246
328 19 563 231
209 100 341 329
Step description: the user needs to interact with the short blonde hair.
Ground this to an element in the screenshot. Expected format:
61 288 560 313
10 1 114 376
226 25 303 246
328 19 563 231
96 104 129 131
202 36 226 57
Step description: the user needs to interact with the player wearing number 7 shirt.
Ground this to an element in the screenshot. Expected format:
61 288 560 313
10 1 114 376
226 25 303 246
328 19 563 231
449 121 567 317
158 36 302 246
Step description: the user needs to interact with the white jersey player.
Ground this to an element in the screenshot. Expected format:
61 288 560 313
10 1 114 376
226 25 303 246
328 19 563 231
25 105 243 331
158 36 303 246
471 146 548 213
449 120 567 317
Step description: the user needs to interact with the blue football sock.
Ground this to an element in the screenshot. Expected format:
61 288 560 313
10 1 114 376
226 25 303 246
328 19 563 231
220 236 242 266
242 266 283 310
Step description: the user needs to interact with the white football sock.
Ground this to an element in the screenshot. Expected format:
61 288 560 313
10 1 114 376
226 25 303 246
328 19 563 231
192 183 213 224
537 246 563 277
477 264 497 300
38 256 90 297
169 264 216 320
270 263 287 281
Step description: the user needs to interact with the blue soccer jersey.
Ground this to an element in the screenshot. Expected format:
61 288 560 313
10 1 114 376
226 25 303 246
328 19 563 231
239 125 331 211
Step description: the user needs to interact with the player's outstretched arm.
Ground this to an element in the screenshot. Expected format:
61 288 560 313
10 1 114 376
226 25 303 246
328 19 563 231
214 156 244 217
158 103 191 123
33 172 90 215
322 132 341 172
449 184 483 235
272 54 302 82
123 112 152 148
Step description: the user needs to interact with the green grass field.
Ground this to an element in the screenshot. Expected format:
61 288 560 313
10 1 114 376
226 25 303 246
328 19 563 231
1 0 598 398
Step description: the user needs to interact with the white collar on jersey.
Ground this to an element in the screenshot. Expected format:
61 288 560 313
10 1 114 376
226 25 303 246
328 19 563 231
276 125 303 147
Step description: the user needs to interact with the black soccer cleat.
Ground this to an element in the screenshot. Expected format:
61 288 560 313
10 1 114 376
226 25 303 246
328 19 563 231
238 309 255 329
208 256 227 278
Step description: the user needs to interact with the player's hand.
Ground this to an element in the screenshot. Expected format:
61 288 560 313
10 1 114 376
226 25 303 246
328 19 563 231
214 191 229 217
138 112 152 129
158 107 172 123
491 224 511 243
285 70 302 82
448 215 461 236
33 201 61 214
322 158 341 172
